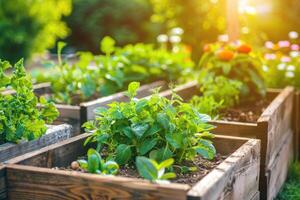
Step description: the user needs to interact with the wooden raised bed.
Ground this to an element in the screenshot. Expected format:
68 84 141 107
2 133 260 200
157 81 294 200
7 81 167 134
0 124 72 163
0 166 5 200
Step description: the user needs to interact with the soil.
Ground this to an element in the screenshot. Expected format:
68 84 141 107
53 154 227 187
220 99 270 123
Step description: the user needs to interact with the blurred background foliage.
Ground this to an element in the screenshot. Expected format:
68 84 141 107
0 0 71 63
1 0 300 63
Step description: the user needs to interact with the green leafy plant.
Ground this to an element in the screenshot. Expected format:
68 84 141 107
136 156 176 181
77 148 119 175
0 59 59 143
83 82 216 166
34 37 194 104
0 0 71 62
199 42 266 100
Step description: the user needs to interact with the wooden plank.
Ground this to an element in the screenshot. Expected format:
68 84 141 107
5 134 259 200
188 138 260 200
265 130 293 200
0 124 72 163
258 86 294 166
295 91 300 160
0 166 6 200
1 82 51 96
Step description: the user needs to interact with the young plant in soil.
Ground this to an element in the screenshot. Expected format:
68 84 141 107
83 82 216 165
190 42 268 122
0 59 59 143
34 36 194 105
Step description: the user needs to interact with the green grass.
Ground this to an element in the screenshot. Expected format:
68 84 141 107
276 162 300 200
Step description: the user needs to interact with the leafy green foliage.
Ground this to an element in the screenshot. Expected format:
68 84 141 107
77 148 119 175
276 162 300 200
199 42 266 101
0 0 71 62
34 37 194 104
83 82 216 165
0 59 59 143
136 156 176 181
66 0 160 52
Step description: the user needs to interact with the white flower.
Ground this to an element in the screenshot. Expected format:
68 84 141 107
170 27 184 35
287 65 295 71
265 41 274 49
262 65 269 72
286 71 295 78
169 35 181 43
289 31 299 39
290 51 300 58
218 34 229 42
157 34 168 43
277 63 286 70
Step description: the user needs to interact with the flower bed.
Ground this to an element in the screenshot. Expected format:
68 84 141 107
3 133 260 200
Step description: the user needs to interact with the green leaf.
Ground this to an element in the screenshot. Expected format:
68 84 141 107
127 82 140 99
101 36 115 55
157 158 174 170
94 107 108 116
103 161 119 175
160 172 176 180
156 147 173 162
157 113 169 130
166 132 183 149
195 139 216 160
136 156 158 181
115 144 132 165
77 159 88 170
139 138 158 155
87 154 100 173
131 123 149 138
144 123 161 137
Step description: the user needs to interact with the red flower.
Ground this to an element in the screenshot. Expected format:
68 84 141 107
237 44 252 54
218 50 234 61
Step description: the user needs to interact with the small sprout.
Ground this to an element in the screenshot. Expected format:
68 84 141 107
136 157 176 182
77 148 119 175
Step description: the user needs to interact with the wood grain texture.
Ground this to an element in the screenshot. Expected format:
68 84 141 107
0 166 6 200
5 134 260 200
188 137 260 200
265 130 293 200
0 124 72 163
156 82 295 200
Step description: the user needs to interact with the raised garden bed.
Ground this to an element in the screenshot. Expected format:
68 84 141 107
18 81 167 134
0 124 72 163
3 133 260 200
157 81 295 200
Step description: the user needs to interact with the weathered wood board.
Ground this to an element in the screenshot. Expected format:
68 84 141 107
4 133 260 200
155 81 295 200
0 166 6 200
0 124 72 163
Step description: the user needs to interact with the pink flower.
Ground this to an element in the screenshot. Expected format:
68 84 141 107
278 41 290 48
264 53 276 60
265 41 274 49
281 56 291 63
291 44 300 51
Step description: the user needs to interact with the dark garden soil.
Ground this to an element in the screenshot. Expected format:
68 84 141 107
221 99 270 123
53 154 227 187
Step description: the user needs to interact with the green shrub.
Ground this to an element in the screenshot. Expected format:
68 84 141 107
66 0 161 52
0 59 59 143
0 0 71 63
